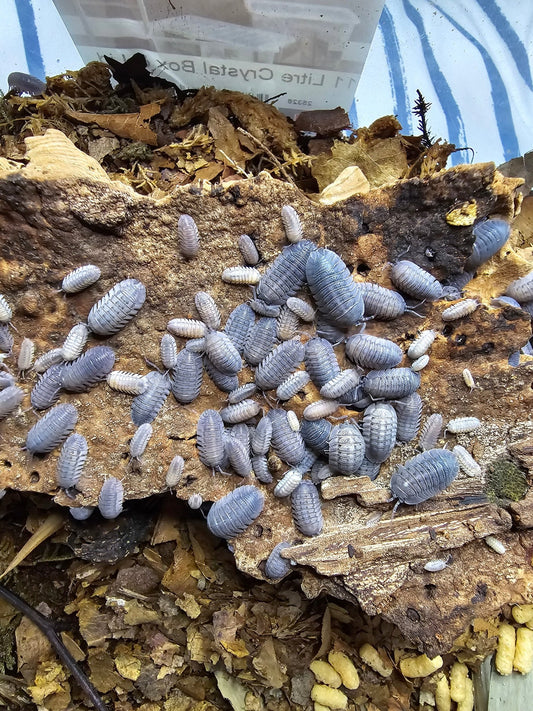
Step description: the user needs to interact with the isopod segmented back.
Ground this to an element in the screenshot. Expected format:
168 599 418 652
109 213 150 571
88 278 146 335
207 485 264 539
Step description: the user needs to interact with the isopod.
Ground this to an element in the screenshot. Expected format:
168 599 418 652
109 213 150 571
286 297 315 322
362 403 398 464
274 469 303 497
207 485 264 539
185 337 206 353
251 454 273 483
30 363 64 410
256 240 316 305
320 369 360 400
286 410 300 432
98 477 124 519
441 299 478 321
33 348 64 373
452 445 482 477
491 296 520 308
160 333 178 370
0 385 25 419
203 356 239 393
222 267 261 285
61 323 89 361
255 338 305 391
276 370 310 401
465 219 511 271
57 433 88 489
220 399 261 424
130 423 153 459
69 506 95 521
88 278 146 335
462 368 477 390
167 318 207 339
224 303 255 353
277 306 300 341
424 557 450 572
61 264 101 293
508 351 521 367
0 324 14 353
25 403 78 454
0 372 15 389
269 409 306 465
291 480 323 537
419 413 443 450
362 368 421 399
243 317 278 366
205 330 242 374
306 248 364 327
107 371 147 395
0 294 13 323
196 409 226 469
249 299 281 317
305 338 340 389
410 354 429 371
329 422 365 474
407 330 436 360
300 418 332 456
303 399 340 421
310 461 334 483
281 205 303 243
506 270 533 303
357 457 381 480
345 334 402 370
228 423 251 451
238 234 260 265
446 416 481 434
251 417 273 456
170 349 203 404
393 392 423 442
18 338 35 373
264 542 293 579
194 291 221 329
484 535 506 554
228 383 257 404
178 214 200 258
390 260 443 301
188 493 203 509
358 282 406 320
131 371 171 425
166 455 185 487
7 71 47 96
62 346 115 392
390 448 459 509
225 437 253 477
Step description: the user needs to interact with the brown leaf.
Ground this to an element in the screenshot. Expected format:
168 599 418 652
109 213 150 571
208 107 249 169
252 637 287 688
67 103 160 146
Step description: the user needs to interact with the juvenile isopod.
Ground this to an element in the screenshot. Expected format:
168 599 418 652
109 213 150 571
452 445 482 477
207 485 264 539
131 371 171 425
178 214 200 259
18 338 35 373
390 260 443 301
33 348 64 373
0 294 13 323
170 349 203 404
129 423 153 460
196 409 226 469
393 392 422 442
221 267 261 285
166 455 185 487
286 297 315 322
310 461 334 483
419 413 443 450
238 234 260 265
61 264 101 293
275 370 310 401
465 219 511 271
505 270 533 303
441 299 478 321
264 541 293 579
255 338 305 391
160 333 178 370
286 410 300 432
424 557 451 572
256 240 316 305
462 368 477 390
61 323 89 361
87 278 146 336
167 318 207 339
98 477 124 519
194 291 221 329
188 493 203 509
57 433 88 489
276 306 300 341
249 298 281 317
357 282 407 320
303 399 340 421
69 506 95 521
224 303 255 354
484 535 506 554
220 399 261 424
362 368 421 399
62 345 115 392
446 416 481 434
25 403 78 454
225 437 253 477
0 385 25 419
228 383 257 404
329 422 365 474
407 330 436 360
306 248 364 327
291 480 323 537
107 371 147 395
281 205 303 243
410 354 429 371
390 448 459 510
345 334 402 370
274 469 303 497
30 363 64 410
251 417 273 456
205 330 242 374
362 403 397 464
251 454 273 483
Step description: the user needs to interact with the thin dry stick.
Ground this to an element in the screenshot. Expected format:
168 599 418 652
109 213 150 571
236 127 295 184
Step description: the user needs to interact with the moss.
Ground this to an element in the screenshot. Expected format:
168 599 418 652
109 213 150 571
485 459 528 502
115 141 154 163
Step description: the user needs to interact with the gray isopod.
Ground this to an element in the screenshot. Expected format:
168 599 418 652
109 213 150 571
390 260 443 301
166 455 185 487
207 485 264 539
224 303 255 353
18 338 35 372
57 433 88 489
194 291 221 329
62 345 115 392
315 314 346 344
251 455 273 483
205 330 242 374
222 266 262 285
286 297 315 322
390 448 459 509
419 413 443 450
294 448 317 474
281 205 303 243
320 369 360 399
362 368 421 399
264 542 293 579
345 334 403 370
362 403 398 463
357 457 381 480
0 324 14 353
303 399 341 421
228 383 258 404
98 477 124 519
228 423 251 451
249 299 281 317
276 370 310 401
178 214 200 258
441 299 478 321
203 356 239 392
277 306 300 341
274 469 303 497
107 371 147 395
30 363 64 410
130 423 153 459
185 337 206 353
310 461 334 484
196 409 226 469
25 403 78 454
238 234 260 265
465 219 511 271
0 295 13 323
491 295 520 309
251 417 273 456
506 270 533 303
304 337 340 389
0 372 15 389
446 416 481 433
33 348 64 373
255 338 305 391
508 351 521 368
160 334 178 370
300 418 332 456
171 349 203 404
306 248 364 327
243 317 278 366
220 398 261 424
167 318 207 338
358 282 407 320
225 437 253 477
328 422 365 475
61 323 90 361
407 330 436 360
87 278 146 335
393 392 422 442
269 409 306 465
291 480 323 537
69 506 95 521
0 385 25 419
452 445 482 477
256 240 316 305
61 265 101 293
131 371 171 425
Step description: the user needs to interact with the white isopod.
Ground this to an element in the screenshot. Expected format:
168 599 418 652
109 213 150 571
178 214 200 258
446 416 481 434
484 535 506 554
407 330 436 359
0 294 13 323
167 318 207 338
441 299 479 321
452 445 482 477
61 323 90 361
221 267 261 285
166 455 185 487
410 354 430 371
18 338 35 373
281 205 303 243
303 399 341 421
273 469 303 497
107 371 147 395
286 410 300 432
462 368 477 391
188 493 203 509
129 423 153 459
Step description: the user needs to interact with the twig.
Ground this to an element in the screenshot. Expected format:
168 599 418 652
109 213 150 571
236 127 295 184
0 583 108 711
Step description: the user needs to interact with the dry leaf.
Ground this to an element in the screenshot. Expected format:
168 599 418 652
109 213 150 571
208 106 249 169
0 511 64 579
252 638 287 688
214 668 248 711
67 103 160 146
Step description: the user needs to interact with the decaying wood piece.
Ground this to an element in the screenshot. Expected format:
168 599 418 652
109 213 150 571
0 129 531 655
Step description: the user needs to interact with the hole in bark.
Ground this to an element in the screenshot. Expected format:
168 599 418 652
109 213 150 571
442 324 455 337
454 334 467 346
30 471 40 483
3 460 12 467
481 342 495 354
356 262 371 275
